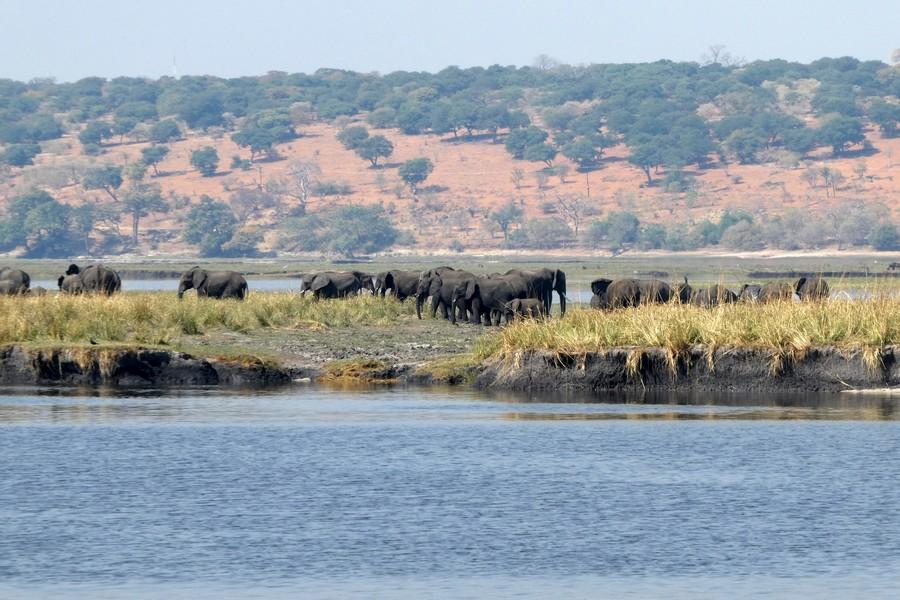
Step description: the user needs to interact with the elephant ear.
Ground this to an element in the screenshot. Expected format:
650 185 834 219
192 268 208 289
57 276 64 289
465 279 478 300
554 269 566 291
310 275 330 292
591 278 612 296
66 264 80 275
795 277 806 294
428 276 442 296
384 272 395 288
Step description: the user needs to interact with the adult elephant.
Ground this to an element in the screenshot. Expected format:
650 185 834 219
178 267 248 300
638 279 673 304
416 267 477 321
795 276 829 301
590 278 641 309
59 264 121 295
0 267 30 294
308 271 374 299
691 284 737 307
503 268 567 315
375 270 420 301
759 282 794 303
450 276 522 326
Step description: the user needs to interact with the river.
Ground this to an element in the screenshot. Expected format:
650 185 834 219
1 386 899 599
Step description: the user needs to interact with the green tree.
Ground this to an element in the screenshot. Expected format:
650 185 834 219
817 116 866 155
183 195 239 256
505 126 548 159
523 142 557 167
121 182 168 245
149 119 181 143
490 202 523 241
871 223 900 250
868 100 900 138
82 164 124 201
398 157 434 193
336 125 369 149
111 116 138 143
190 146 220 177
725 128 767 164
355 135 394 167
561 138 598 169
628 141 662 185
0 143 41 167
140 145 169 176
325 205 399 256
78 120 112 148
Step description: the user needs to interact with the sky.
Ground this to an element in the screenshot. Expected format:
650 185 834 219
1 0 897 81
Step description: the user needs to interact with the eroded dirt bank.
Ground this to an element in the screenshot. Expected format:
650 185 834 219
475 346 900 393
0 346 290 387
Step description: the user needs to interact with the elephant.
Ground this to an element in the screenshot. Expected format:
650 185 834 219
590 278 641 310
795 276 829 301
674 276 693 304
759 282 795 303
691 284 737 307
450 276 522 325
506 298 544 320
0 267 30 294
416 267 476 321
374 270 420 301
0 281 21 295
308 271 374 299
178 267 248 300
59 264 121 295
638 279 673 304
739 284 762 303
502 268 567 315
28 286 48 297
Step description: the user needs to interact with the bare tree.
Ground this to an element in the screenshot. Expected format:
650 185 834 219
229 187 276 222
556 194 590 238
265 160 321 215
701 44 745 67
533 54 561 72
510 168 525 189
892 48 900 65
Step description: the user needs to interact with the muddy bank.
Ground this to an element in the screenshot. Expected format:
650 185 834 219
475 345 900 393
0 345 290 387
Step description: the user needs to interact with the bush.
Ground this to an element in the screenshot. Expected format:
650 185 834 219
871 223 900 251
520 218 572 249
312 181 352 196
278 205 398 257
190 146 220 177
720 221 766 250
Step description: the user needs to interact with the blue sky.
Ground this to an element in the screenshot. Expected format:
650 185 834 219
1 0 897 81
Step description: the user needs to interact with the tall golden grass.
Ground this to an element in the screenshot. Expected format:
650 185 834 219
0 293 415 346
479 299 900 366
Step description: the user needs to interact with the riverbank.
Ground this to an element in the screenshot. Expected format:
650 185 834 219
3 294 900 392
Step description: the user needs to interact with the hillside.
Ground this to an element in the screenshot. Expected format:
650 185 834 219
1 58 899 257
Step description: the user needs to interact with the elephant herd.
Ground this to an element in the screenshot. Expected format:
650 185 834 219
300 267 567 326
590 276 830 309
0 264 249 299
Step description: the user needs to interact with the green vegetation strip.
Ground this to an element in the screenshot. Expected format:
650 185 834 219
483 300 900 368
0 294 415 346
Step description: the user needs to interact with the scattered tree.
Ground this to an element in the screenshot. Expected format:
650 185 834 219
190 146 220 177
355 135 394 167
398 157 434 194
0 143 41 167
121 182 168 245
490 201 523 240
82 164 123 202
148 119 181 143
140 145 169 176
336 125 369 150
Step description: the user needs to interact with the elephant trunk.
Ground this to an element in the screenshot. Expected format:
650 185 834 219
416 294 424 319
177 283 187 299
559 291 566 315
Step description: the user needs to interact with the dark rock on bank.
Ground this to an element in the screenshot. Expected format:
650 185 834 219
475 345 900 393
0 345 290 387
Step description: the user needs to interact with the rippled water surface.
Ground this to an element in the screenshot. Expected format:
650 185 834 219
2 386 900 599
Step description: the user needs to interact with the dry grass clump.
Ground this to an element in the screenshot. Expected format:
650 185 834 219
0 293 415 346
484 298 900 370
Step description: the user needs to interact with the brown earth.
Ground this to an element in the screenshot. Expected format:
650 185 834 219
5 120 900 254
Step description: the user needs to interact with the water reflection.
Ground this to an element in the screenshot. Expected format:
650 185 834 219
2 385 900 424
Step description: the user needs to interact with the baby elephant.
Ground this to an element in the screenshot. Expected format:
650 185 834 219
507 298 544 320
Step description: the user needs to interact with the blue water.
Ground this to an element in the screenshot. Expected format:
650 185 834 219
1 387 900 599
